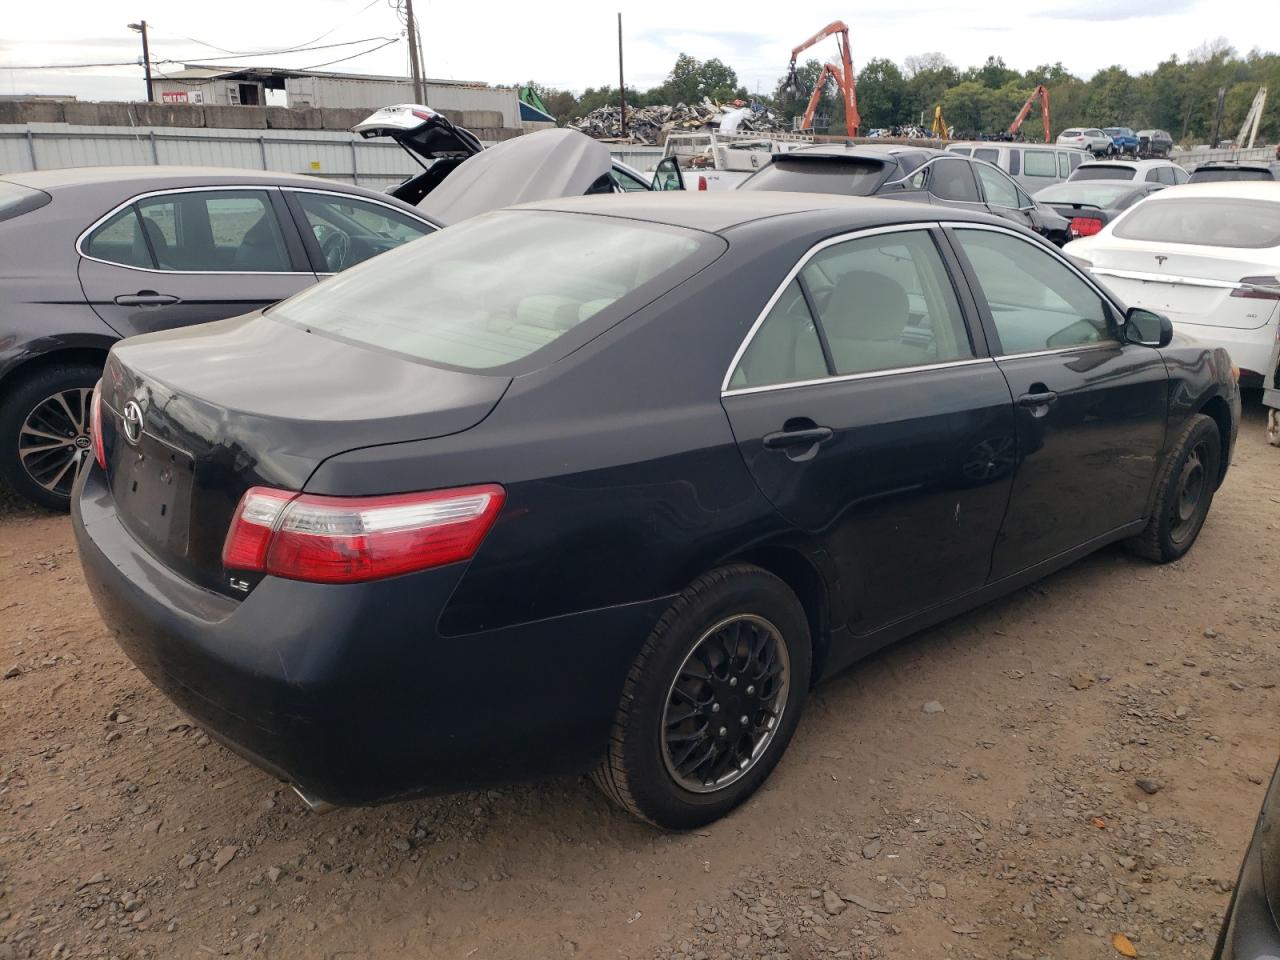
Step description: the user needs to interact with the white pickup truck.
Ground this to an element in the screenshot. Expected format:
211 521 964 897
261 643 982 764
662 129 815 191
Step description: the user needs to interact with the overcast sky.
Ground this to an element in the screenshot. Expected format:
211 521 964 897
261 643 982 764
0 0 1262 104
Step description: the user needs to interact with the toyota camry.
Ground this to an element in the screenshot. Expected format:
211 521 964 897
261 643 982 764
74 192 1239 829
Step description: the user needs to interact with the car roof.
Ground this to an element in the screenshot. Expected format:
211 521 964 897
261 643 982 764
1194 161 1277 171
1142 181 1280 202
520 191 1004 235
780 143 945 166
1079 159 1174 168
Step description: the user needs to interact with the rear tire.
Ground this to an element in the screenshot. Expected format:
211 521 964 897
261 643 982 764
1126 414 1220 563
0 361 101 512
592 564 812 829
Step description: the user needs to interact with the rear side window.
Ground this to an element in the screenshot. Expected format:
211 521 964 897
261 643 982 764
1057 153 1070 178
0 182 51 222
949 147 972 156
973 148 999 163
1023 151 1058 177
739 157 889 196
84 206 153 269
272 210 719 373
134 190 290 272
1113 198 1280 248
1068 152 1085 170
927 158 980 202
729 280 827 389
801 230 972 376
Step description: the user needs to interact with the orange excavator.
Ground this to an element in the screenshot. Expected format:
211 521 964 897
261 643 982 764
1009 85 1051 142
783 21 860 137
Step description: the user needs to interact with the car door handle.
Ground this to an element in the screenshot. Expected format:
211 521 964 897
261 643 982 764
1017 390 1058 407
114 293 180 306
762 426 834 450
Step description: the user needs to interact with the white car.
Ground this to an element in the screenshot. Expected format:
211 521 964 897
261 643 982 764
1065 181 1280 383
1069 158 1189 186
1056 128 1114 157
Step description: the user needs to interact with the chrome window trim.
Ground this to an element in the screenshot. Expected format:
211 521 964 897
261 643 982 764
723 357 996 398
77 184 314 277
720 222 978 394
280 185 439 229
940 220 1133 348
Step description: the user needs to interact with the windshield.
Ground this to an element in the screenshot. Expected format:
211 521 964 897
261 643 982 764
270 210 719 372
1113 198 1280 248
739 157 890 196
1035 182 1141 207
1073 165 1136 181
0 181 52 223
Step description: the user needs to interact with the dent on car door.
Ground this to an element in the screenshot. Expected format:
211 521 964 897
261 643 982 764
946 226 1168 580
719 227 1016 641
77 188 314 337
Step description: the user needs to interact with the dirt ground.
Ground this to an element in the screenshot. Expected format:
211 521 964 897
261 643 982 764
1 401 1278 960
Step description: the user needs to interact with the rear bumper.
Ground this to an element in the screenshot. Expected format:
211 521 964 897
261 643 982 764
72 466 668 805
1173 321 1277 384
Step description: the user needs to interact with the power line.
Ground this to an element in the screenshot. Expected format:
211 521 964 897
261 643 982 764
170 0 383 58
300 36 400 71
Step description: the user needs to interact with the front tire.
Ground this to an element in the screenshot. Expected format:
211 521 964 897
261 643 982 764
593 564 812 829
0 361 102 511
1127 414 1221 563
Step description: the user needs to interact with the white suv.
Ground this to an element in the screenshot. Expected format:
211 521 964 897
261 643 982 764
1056 128 1114 157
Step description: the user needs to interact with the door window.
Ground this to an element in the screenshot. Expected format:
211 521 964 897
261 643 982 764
294 192 434 272
974 163 1021 209
610 166 652 192
954 229 1115 354
1023 151 1057 178
800 230 973 375
1007 150 1020 176
83 206 154 268
728 280 827 389
131 190 292 272
927 159 980 203
1068 152 1085 170
973 148 999 164
1057 153 1070 178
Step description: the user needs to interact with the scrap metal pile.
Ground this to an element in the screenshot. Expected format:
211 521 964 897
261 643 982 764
568 100 788 144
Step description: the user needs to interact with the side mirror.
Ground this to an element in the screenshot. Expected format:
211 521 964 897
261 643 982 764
1123 307 1174 347
652 156 685 192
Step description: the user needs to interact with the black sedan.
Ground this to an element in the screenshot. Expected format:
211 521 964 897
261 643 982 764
0 166 439 510
738 144 1072 245
74 193 1240 829
1032 178 1166 238
1215 763 1280 957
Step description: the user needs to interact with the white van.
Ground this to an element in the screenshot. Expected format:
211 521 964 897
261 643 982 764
946 142 1091 193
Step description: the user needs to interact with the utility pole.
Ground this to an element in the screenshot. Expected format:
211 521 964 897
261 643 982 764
404 0 425 105
617 13 626 137
1209 86 1226 147
127 21 153 102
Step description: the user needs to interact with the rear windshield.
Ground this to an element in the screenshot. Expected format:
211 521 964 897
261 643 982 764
1073 165 1136 181
0 181 52 222
739 157 889 196
1035 182 1142 207
1061 129 1082 137
1113 198 1280 248
1187 167 1272 183
270 210 720 372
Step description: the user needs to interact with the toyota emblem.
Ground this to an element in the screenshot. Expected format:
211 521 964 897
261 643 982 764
122 400 144 446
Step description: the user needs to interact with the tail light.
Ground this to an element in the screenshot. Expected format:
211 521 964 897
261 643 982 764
1230 276 1280 300
222 484 505 584
90 381 106 470
697 175 708 191
411 107 439 122
1070 216 1103 237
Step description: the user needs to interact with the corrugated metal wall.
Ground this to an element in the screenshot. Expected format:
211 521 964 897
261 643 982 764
0 123 666 184
284 77 519 125
0 123 424 190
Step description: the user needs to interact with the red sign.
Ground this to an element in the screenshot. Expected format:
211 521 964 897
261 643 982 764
162 91 188 104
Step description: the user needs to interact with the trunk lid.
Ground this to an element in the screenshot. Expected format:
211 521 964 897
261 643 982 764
99 312 509 597
419 128 613 226
352 103 483 160
1088 245 1280 329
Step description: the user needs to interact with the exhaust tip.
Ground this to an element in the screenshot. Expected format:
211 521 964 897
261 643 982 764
291 784 336 815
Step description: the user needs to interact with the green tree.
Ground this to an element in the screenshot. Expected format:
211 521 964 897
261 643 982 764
662 53 741 104
1087 66 1140 126
857 57 908 129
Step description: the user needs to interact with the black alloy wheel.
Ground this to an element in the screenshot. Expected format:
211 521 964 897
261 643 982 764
593 564 812 829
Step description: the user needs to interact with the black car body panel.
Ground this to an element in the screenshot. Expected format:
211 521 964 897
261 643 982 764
73 193 1241 806
739 145 1071 245
1214 763 1280 958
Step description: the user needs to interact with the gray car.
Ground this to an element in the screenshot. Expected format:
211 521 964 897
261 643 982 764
0 166 441 510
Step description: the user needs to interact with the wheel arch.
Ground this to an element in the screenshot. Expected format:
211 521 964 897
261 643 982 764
0 343 112 398
1197 394 1232 488
721 545 831 687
